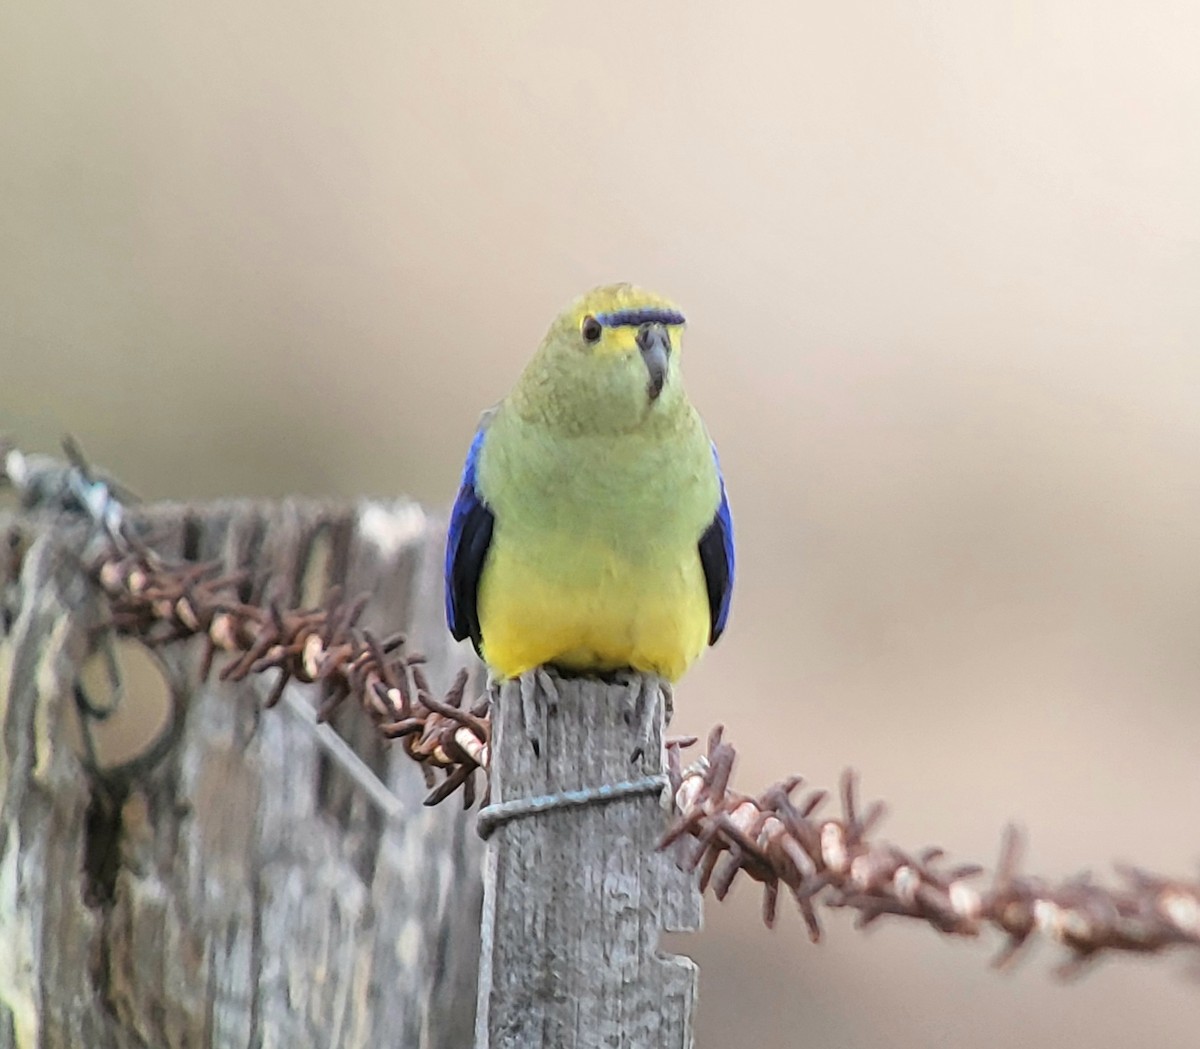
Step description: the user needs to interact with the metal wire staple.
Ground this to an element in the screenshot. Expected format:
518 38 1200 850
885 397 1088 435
476 773 668 840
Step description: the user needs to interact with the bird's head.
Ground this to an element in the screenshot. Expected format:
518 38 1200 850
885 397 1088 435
512 284 689 434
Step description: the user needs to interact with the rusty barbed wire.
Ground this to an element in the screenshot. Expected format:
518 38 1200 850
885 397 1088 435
3 438 490 805
86 539 491 805
663 725 1200 976
87 534 1200 977
7 438 1200 978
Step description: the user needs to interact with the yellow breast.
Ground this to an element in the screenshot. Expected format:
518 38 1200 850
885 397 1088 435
477 532 710 682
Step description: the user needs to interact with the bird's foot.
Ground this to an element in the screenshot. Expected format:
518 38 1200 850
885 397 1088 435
614 671 672 763
507 666 559 757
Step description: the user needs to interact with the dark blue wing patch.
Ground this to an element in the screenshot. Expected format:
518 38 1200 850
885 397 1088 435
698 445 734 645
444 425 493 652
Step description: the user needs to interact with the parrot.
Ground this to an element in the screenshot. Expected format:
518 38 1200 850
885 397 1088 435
443 283 733 728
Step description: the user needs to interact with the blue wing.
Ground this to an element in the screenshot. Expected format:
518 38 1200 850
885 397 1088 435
444 422 494 651
698 445 734 645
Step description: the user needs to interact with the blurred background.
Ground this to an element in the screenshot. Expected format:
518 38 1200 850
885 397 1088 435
4 1 1200 1045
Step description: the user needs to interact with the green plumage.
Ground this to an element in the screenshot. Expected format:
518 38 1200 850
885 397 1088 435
450 283 730 682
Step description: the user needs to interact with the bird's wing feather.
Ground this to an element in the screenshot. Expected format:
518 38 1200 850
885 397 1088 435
698 444 734 645
444 412 496 649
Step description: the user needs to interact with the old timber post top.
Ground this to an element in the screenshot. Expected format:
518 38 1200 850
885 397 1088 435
474 674 702 1049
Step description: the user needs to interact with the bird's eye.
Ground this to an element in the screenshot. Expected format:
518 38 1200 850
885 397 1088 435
581 315 602 343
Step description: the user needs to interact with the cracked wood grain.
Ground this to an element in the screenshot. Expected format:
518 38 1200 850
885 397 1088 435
475 675 701 1049
0 500 483 1049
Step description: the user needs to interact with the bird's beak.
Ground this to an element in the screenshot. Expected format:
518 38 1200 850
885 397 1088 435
636 323 671 401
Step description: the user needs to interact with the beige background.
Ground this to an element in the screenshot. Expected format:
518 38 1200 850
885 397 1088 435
4 1 1200 1046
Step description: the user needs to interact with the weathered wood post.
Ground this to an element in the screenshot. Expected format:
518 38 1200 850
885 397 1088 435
474 675 701 1049
0 500 483 1049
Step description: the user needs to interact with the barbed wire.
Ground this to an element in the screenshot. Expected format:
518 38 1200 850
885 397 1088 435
2 438 490 804
89 539 491 806
663 726 1200 976
5 438 1200 978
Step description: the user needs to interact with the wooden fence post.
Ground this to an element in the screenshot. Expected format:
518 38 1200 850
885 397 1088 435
0 499 483 1049
474 675 702 1049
